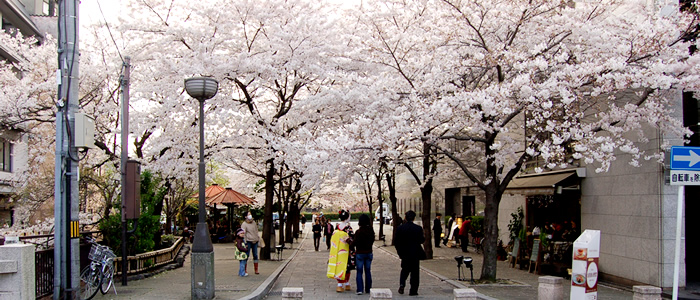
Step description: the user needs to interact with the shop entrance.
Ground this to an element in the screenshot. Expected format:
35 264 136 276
462 195 475 217
525 190 581 276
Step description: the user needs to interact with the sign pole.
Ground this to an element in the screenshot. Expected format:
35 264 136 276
672 185 683 300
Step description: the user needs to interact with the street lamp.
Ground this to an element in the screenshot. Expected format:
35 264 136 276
185 76 218 300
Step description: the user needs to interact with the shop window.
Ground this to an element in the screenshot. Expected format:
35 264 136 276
1 139 12 172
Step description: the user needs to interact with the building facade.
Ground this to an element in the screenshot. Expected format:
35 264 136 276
0 0 55 226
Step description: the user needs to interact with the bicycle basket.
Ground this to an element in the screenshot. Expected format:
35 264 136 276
102 249 116 261
88 244 103 261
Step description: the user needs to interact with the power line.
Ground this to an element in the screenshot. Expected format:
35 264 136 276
96 0 124 63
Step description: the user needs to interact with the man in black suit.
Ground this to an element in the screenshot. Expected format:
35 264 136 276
433 213 442 248
394 210 425 296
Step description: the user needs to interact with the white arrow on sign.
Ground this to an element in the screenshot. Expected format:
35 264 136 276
675 150 700 167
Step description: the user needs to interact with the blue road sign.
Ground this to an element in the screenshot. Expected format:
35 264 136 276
670 146 700 170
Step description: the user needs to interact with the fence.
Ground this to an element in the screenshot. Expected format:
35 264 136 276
10 233 184 299
114 237 185 275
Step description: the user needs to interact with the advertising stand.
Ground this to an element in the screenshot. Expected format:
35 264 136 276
570 230 600 300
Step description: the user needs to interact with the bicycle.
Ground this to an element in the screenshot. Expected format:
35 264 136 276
79 237 117 299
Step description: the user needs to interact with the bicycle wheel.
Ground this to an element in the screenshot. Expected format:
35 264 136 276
99 263 114 294
79 266 100 300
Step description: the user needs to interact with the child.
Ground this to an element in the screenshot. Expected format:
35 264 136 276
235 228 249 276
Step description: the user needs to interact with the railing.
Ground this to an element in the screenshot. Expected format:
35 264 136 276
5 232 184 299
114 237 185 275
35 248 54 299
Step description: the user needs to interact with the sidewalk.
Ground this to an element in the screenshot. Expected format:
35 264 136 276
87 221 694 299
265 226 456 299
266 222 635 300
90 235 301 300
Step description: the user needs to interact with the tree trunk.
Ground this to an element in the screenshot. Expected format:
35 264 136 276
286 204 299 244
386 170 399 246
421 143 434 259
261 159 274 260
279 206 286 246
480 181 503 281
376 173 384 242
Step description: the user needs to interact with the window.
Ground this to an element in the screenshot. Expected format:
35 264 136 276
1 139 12 172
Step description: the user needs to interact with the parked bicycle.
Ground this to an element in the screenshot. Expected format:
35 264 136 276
79 236 117 299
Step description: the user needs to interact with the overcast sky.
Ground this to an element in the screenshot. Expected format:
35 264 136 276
80 0 122 25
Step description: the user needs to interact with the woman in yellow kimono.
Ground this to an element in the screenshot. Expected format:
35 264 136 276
327 210 354 292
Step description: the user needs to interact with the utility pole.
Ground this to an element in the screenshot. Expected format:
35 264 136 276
54 0 80 298
120 56 131 286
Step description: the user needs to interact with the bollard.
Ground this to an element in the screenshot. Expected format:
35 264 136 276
454 288 478 300
282 287 303 300
632 285 662 300
538 276 564 300
369 288 392 299
0 244 35 300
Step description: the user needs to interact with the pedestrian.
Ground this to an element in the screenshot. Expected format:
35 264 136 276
241 213 260 274
444 213 455 246
182 227 190 244
234 228 249 277
351 214 375 295
327 209 354 293
394 210 425 296
323 216 333 250
301 214 307 230
460 217 473 253
433 213 442 248
312 218 323 251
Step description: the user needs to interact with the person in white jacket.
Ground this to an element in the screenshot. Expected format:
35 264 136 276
241 214 261 274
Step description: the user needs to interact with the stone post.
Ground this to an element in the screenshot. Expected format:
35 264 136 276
282 287 303 299
369 288 392 299
538 276 564 300
454 288 478 300
0 244 36 299
632 285 662 300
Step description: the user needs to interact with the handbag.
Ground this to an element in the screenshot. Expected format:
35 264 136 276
418 246 427 260
234 247 248 260
347 252 356 270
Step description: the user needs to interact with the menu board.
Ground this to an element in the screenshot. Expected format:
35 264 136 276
530 239 540 262
570 230 600 300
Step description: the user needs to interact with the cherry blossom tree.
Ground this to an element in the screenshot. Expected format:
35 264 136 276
0 30 123 228
114 0 354 258
348 0 700 280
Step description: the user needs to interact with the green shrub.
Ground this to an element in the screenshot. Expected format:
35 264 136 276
98 170 163 256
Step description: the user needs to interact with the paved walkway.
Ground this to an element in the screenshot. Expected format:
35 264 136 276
90 233 297 300
86 221 700 299
264 222 635 300
264 227 455 299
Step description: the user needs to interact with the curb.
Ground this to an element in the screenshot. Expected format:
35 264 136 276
239 232 308 300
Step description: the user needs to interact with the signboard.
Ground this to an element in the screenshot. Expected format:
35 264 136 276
571 230 600 300
670 170 700 185
530 239 540 262
670 146 700 170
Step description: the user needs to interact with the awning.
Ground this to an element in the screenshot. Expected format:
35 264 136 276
507 171 577 189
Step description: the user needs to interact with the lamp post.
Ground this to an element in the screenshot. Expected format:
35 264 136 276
185 76 218 300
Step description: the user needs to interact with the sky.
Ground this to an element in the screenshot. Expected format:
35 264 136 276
80 0 122 26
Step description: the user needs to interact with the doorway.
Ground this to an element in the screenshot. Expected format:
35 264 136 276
462 196 475 217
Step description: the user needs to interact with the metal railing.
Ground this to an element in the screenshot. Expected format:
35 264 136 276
5 232 184 299
34 247 54 298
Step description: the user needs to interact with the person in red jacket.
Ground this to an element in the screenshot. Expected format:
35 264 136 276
459 217 473 253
